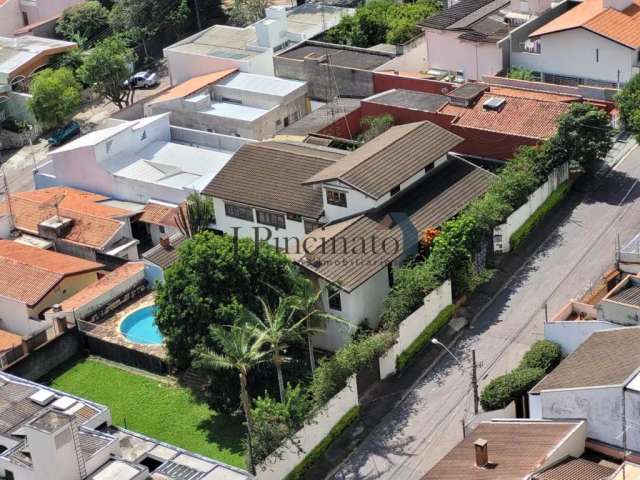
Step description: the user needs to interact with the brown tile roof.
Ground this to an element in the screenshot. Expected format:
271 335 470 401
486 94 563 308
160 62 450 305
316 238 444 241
304 121 464 199
0 240 102 307
150 68 238 104
61 262 145 312
203 141 346 218
531 0 640 48
138 203 178 227
439 93 570 139
422 421 582 480
531 327 640 393
533 457 615 480
298 158 493 291
143 233 186 270
0 330 23 353
487 86 580 103
0 189 125 250
15 187 130 219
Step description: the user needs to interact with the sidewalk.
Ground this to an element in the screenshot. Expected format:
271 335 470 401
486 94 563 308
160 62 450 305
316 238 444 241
307 172 588 480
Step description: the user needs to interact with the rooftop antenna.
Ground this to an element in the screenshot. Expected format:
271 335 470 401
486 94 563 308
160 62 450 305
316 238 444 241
40 192 66 221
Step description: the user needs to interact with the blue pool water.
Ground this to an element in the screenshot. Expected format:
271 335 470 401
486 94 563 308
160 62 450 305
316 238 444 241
120 306 164 345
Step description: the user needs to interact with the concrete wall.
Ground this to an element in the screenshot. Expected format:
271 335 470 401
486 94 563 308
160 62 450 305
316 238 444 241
28 272 99 320
511 28 636 86
493 163 569 253
0 0 23 36
255 375 358 480
425 29 503 80
375 35 428 73
6 328 80 381
540 386 623 448
379 280 452 379
21 0 84 24
0 296 30 336
544 320 619 355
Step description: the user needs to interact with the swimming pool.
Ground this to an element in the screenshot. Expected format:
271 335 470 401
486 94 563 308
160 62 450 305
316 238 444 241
119 306 164 345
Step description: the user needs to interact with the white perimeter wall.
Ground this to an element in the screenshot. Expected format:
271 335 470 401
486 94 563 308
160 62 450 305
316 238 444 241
376 36 428 73
255 375 359 480
544 320 620 356
494 163 569 253
379 280 452 379
511 28 637 85
425 29 503 80
0 0 22 37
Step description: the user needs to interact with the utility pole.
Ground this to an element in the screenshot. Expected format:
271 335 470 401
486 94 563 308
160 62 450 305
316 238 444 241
194 0 202 31
471 349 479 415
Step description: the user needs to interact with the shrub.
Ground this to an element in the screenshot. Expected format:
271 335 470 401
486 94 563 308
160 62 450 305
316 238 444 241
616 72 640 128
284 406 359 480
507 67 534 81
519 340 562 373
510 181 571 250
310 331 395 405
480 367 545 411
396 304 455 370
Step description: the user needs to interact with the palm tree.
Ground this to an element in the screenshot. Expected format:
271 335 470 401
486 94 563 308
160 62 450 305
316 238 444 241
243 298 308 402
193 323 267 474
175 192 215 238
289 279 351 373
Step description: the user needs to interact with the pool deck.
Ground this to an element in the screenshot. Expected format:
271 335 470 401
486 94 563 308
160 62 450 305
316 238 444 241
82 292 167 360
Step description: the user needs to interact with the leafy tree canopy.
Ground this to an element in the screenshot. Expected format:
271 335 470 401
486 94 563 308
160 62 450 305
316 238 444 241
155 232 300 370
55 1 109 45
616 73 640 134
79 36 136 109
227 0 270 27
324 0 439 47
28 67 81 128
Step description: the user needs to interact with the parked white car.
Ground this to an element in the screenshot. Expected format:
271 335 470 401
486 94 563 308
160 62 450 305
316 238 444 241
125 71 159 89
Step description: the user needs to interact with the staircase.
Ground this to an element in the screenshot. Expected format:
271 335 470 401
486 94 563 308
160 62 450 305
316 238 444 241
69 418 87 480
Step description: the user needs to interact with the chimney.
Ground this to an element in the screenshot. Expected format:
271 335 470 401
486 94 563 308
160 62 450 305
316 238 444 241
159 234 171 250
474 438 489 467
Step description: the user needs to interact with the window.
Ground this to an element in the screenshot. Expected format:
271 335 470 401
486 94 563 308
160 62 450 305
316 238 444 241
225 202 254 221
596 48 599 63
159 225 166 234
287 213 302 222
256 209 286 229
304 220 321 234
327 286 342 311
326 188 347 207
21 12 28 26
284 116 290 127
390 185 400 196
425 163 434 174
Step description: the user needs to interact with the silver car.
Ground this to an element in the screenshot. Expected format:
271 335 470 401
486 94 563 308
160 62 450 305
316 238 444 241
125 71 159 89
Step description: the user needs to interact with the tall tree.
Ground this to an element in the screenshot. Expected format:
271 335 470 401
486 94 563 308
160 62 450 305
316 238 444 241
194 323 268 473
56 1 110 45
549 103 612 173
243 298 308 401
155 232 299 370
79 36 136 109
28 68 81 128
616 73 640 135
175 192 215 238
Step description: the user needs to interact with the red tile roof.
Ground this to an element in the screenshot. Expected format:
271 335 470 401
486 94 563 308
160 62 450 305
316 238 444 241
61 262 144 312
0 240 102 307
531 0 640 48
0 188 126 250
439 93 570 139
0 330 23 353
138 203 178 227
150 68 238 104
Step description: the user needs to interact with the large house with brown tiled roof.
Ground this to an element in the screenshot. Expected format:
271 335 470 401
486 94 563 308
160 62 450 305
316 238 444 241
503 0 640 87
0 240 102 338
204 120 493 350
0 187 140 262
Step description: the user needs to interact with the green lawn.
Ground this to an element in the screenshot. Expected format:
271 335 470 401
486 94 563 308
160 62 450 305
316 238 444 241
45 357 245 468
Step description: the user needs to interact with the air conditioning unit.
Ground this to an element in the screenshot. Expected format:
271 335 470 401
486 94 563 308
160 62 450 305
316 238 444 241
483 97 506 111
29 389 56 406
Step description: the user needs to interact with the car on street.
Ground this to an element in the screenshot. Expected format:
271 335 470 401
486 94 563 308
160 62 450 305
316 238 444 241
125 71 159 89
48 121 81 147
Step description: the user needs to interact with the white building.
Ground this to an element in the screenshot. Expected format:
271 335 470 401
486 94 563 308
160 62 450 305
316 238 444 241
0 371 251 480
0 0 84 36
164 4 352 84
204 121 494 350
503 0 640 87
145 70 309 140
34 114 253 206
530 327 640 456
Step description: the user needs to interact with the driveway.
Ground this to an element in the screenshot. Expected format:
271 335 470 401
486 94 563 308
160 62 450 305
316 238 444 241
331 146 640 479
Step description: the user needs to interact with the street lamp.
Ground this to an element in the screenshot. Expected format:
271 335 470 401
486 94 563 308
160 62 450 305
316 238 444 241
431 337 479 415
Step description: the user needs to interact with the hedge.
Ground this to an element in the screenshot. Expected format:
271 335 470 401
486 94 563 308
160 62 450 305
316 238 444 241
509 181 571 250
480 340 562 411
396 304 455 371
480 367 545 411
284 406 360 480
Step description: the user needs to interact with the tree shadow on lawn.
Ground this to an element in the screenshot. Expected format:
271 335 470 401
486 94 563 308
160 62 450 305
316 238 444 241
197 412 245 456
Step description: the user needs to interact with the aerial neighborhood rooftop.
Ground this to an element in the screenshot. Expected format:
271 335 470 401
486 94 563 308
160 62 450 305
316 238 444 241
1 0 640 477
